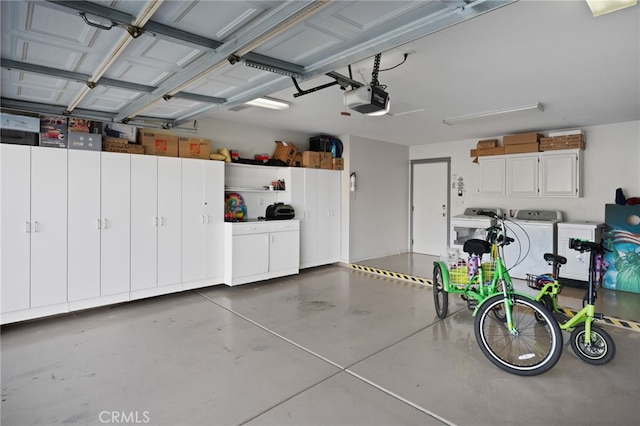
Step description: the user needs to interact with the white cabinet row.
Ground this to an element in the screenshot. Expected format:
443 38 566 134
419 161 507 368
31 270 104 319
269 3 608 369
0 144 224 324
478 149 582 197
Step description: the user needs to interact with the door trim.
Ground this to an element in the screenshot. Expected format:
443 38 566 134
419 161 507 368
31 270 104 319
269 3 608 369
410 157 451 252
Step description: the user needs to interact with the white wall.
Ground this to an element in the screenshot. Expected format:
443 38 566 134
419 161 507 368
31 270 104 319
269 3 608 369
410 121 640 222
346 135 410 263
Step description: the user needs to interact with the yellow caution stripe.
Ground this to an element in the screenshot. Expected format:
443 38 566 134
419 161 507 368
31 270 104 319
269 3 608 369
557 307 640 332
349 263 432 286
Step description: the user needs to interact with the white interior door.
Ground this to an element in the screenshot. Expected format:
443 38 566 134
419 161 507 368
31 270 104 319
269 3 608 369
412 160 449 256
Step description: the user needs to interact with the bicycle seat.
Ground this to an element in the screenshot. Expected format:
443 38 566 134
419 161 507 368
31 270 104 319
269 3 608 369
463 239 491 256
544 253 567 265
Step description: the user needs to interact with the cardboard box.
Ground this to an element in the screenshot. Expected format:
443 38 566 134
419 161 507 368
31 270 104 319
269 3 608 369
139 130 178 157
504 143 539 154
293 152 303 167
332 158 344 170
477 139 498 149
103 139 144 154
470 149 478 158
548 129 584 138
272 141 298 165
503 132 542 145
539 140 585 151
477 146 506 156
68 131 102 151
1 113 39 146
540 134 584 144
178 137 210 159
39 114 68 148
103 123 138 142
319 152 333 170
302 151 320 168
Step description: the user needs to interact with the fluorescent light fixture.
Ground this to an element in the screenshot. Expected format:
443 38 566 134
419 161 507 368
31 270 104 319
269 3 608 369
246 97 290 110
586 0 637 17
442 102 544 126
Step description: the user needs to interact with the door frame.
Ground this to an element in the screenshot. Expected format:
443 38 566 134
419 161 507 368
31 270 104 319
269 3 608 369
410 157 451 253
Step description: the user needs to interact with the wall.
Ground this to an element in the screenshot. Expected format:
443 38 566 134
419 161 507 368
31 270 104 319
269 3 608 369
346 135 410 263
410 121 640 223
192 117 313 158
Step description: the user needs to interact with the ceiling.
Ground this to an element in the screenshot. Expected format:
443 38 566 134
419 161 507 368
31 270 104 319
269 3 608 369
1 0 639 146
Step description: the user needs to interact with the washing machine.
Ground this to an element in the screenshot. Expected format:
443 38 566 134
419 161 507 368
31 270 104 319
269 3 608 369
450 207 503 252
503 209 563 279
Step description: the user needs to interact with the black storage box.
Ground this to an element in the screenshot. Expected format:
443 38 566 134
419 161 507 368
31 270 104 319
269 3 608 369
310 135 343 158
265 203 295 220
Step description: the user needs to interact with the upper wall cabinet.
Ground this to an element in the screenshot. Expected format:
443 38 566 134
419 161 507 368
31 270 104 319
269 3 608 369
478 149 582 198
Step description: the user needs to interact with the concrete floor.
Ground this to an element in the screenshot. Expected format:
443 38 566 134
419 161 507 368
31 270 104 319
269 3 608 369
2 257 639 426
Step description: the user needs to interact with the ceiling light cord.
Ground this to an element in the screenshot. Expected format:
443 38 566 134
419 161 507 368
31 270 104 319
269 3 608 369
379 53 409 72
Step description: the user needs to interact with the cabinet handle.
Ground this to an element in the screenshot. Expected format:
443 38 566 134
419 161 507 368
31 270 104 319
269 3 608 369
33 221 39 233
205 215 210 224
200 215 205 224
103 219 108 229
159 216 164 226
25 221 31 233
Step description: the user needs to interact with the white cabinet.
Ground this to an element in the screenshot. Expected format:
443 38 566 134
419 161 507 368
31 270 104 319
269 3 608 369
540 150 581 197
67 151 131 307
181 158 224 288
289 168 341 268
130 155 182 298
478 156 506 196
100 153 131 297
1 145 67 316
506 155 538 196
557 222 604 283
478 149 582 198
224 220 299 286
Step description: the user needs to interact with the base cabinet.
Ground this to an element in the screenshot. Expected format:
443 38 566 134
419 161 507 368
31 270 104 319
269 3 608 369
224 220 299 286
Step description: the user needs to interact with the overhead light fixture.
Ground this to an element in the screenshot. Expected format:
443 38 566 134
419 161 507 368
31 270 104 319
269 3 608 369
586 0 637 17
442 102 544 126
245 97 290 110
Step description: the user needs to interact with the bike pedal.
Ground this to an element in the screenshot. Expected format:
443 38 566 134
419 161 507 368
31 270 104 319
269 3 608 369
466 299 477 310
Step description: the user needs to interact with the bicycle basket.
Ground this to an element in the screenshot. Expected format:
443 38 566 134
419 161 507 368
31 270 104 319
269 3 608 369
481 261 496 284
448 263 468 285
526 274 554 290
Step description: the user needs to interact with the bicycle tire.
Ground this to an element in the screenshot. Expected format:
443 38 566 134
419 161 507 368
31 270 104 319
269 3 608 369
570 324 616 365
432 264 448 319
474 294 563 376
535 294 555 323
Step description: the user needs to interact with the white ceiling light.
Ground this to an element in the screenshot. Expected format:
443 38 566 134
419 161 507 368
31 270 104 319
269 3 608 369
245 97 290 110
442 103 544 126
586 0 637 17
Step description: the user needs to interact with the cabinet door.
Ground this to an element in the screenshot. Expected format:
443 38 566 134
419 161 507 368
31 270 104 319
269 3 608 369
0 144 31 312
30 147 67 308
507 155 539 196
478 157 506 196
67 150 101 301
181 159 206 282
317 169 341 262
130 155 158 290
101 152 130 296
157 157 182 286
540 152 579 197
269 230 300 272
203 160 224 280
232 233 269 278
301 169 319 264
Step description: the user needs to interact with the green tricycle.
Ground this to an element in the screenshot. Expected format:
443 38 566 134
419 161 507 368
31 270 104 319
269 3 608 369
433 211 563 376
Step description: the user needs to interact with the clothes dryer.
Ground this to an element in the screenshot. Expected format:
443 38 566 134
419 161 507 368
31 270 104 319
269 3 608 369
503 209 563 279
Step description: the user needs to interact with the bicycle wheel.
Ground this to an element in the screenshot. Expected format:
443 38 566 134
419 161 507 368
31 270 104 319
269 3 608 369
570 324 616 365
474 294 563 376
490 279 507 322
535 294 555 323
432 264 448 319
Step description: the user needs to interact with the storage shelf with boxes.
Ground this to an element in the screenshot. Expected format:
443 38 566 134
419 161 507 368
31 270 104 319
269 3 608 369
470 130 584 161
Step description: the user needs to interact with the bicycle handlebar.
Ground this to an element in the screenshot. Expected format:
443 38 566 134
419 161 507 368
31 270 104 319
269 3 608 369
569 238 608 254
476 210 500 219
